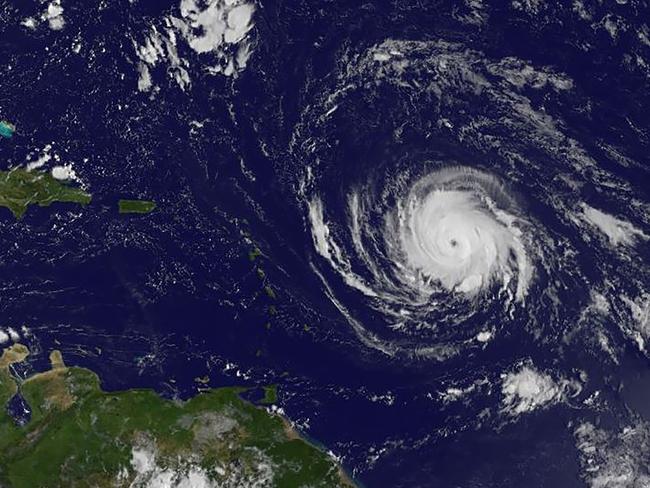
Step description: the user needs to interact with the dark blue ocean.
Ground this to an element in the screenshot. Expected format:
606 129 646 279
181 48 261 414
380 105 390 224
1 0 649 486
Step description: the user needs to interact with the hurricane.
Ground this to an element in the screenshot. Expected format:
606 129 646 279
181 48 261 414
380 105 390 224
384 167 531 300
3 1 649 485
308 160 540 358
290 39 593 363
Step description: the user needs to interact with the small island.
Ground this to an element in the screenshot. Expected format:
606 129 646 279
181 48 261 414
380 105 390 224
0 346 354 488
118 199 156 214
260 384 279 404
0 121 15 138
0 168 91 219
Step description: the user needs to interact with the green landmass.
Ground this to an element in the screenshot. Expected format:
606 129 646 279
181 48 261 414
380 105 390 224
0 169 91 219
265 285 277 300
0 121 15 138
0 345 30 432
260 385 278 405
118 199 156 214
0 346 354 488
248 246 262 261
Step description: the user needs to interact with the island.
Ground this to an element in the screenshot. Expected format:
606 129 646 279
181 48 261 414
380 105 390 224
118 199 156 214
260 384 279 404
0 120 15 138
0 345 354 488
0 168 91 219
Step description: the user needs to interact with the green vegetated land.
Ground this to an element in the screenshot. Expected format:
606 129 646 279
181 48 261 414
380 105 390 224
261 384 279 404
118 199 156 214
0 345 354 488
0 169 91 218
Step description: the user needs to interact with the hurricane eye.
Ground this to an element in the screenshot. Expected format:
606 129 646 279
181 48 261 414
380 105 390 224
307 166 534 360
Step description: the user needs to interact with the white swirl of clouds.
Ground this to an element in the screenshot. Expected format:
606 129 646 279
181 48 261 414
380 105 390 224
297 37 650 365
308 166 535 358
386 167 532 301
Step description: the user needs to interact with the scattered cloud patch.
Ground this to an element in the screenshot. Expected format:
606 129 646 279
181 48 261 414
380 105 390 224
26 144 56 170
476 330 493 343
130 442 217 487
23 145 82 184
590 291 611 314
436 377 491 406
45 1 65 30
133 0 256 93
439 384 478 404
133 23 191 93
488 57 574 91
51 164 78 182
0 328 20 344
177 0 255 53
500 363 581 416
21 17 38 30
501 365 562 415
621 293 650 355
7 328 20 342
567 289 620 363
574 420 650 488
21 1 65 31
126 435 276 487
580 204 648 247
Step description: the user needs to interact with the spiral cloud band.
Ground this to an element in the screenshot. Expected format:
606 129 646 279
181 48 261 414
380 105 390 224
297 38 648 361
389 167 532 301
309 165 534 358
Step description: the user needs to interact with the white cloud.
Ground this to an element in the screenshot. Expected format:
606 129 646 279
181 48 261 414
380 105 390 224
580 204 648 247
21 17 38 30
126 435 276 487
621 293 650 354
133 0 256 92
26 144 54 170
476 330 493 342
51 164 78 181
6 328 20 342
129 443 216 488
501 364 563 415
44 1 66 31
574 420 650 488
